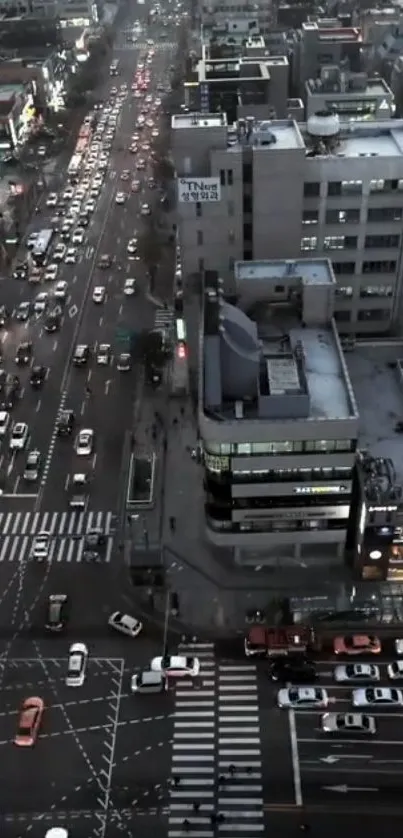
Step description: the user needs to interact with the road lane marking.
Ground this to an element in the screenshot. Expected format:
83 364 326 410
69 304 78 318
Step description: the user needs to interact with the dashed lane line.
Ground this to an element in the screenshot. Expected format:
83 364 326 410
0 667 139 694
0 715 174 745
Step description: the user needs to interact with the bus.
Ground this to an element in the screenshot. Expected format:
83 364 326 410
32 229 54 266
109 60 119 76
67 154 82 181
78 125 92 143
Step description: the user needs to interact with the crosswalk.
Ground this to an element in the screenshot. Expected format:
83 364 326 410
169 642 264 838
154 306 174 331
0 511 115 564
116 40 177 51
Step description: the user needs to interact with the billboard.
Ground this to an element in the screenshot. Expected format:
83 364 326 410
178 177 221 203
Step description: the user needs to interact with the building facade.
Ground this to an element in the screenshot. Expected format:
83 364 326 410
199 259 359 567
172 112 403 335
305 69 395 121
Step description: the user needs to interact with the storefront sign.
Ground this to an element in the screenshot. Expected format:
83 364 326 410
178 177 221 203
200 82 209 113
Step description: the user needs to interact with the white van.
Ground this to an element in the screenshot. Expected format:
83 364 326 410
45 829 68 838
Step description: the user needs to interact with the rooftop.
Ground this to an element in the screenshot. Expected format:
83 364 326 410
227 118 305 151
306 76 392 98
301 118 403 158
235 258 334 286
172 113 227 129
302 21 362 41
0 84 24 107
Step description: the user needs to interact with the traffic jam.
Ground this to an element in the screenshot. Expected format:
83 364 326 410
245 622 403 801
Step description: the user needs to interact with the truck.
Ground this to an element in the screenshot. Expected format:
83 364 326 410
244 625 313 658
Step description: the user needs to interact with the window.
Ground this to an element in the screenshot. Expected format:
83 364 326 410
326 209 360 224
365 234 400 249
243 222 252 241
335 286 353 297
197 230 203 246
357 308 391 322
334 310 351 322
243 195 252 213
363 260 396 274
220 169 225 186
198 257 204 272
367 207 403 222
323 235 357 250
227 169 233 186
228 229 235 243
196 202 202 218
332 262 355 275
302 210 318 225
243 162 252 183
228 199 234 216
327 181 341 196
342 180 362 195
360 285 393 298
369 179 385 192
301 236 317 251
304 182 320 197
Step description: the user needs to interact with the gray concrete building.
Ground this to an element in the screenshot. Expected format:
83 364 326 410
305 68 395 121
200 0 273 36
292 20 363 98
199 259 359 567
172 111 403 335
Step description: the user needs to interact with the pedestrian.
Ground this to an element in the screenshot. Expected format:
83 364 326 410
182 818 191 832
210 813 217 825
172 775 180 788
228 764 236 777
192 801 200 813
217 813 225 824
218 775 226 785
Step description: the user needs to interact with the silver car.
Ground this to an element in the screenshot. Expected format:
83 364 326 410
321 712 376 735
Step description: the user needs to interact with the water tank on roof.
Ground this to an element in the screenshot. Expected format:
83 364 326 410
307 110 340 138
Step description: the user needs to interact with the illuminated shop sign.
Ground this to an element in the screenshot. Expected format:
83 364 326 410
294 485 348 495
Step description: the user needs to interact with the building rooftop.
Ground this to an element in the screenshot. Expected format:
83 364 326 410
300 118 403 158
345 343 403 490
306 76 392 98
302 21 362 41
235 259 334 286
0 84 24 102
172 113 227 129
227 118 305 151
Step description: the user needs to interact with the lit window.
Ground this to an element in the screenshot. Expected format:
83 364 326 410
324 236 345 250
300 236 317 251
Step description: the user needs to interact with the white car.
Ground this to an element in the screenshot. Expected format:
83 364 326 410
92 286 106 304
46 193 58 207
321 712 377 735
85 199 96 213
127 238 138 255
10 422 29 451
0 411 9 436
26 231 39 249
34 292 49 313
115 192 126 205
75 429 94 456
70 200 81 214
108 611 143 637
124 278 137 296
72 228 85 245
44 263 58 282
65 248 77 264
63 187 74 200
387 661 403 680
140 203 151 216
53 244 66 262
352 687 403 707
334 664 380 683
54 281 68 300
66 642 88 687
395 639 403 655
97 344 111 365
151 655 200 678
31 531 51 560
277 687 328 709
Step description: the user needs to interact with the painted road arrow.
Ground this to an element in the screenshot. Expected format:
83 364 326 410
323 785 378 793
321 755 371 764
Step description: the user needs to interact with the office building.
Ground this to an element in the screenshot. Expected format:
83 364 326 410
172 111 403 335
199 259 359 568
0 0 102 23
305 68 394 121
291 20 363 98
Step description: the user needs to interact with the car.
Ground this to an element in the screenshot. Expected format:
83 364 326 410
117 352 131 371
97 343 111 365
124 278 137 296
92 286 106 303
387 660 403 679
140 203 151 216
75 428 94 456
26 232 39 249
115 192 126 205
54 280 68 300
321 712 376 735
277 686 328 709
147 177 156 189
85 199 96 213
57 409 75 437
108 611 143 637
72 228 85 245
14 697 44 746
127 238 138 254
30 365 47 388
53 243 66 262
0 410 9 436
65 248 77 264
63 187 74 200
129 145 138 154
60 223 71 240
15 341 33 365
44 263 58 282
98 254 111 269
151 128 159 138
353 686 403 707
73 344 90 366
46 192 58 207
70 200 81 215
0 305 7 327
44 310 61 333
2 378 20 411
334 663 380 683
31 531 51 560
334 635 381 655
66 642 88 687
34 292 49 314
131 669 167 694
15 301 30 322
121 170 130 181
151 655 200 678
270 657 317 684
23 450 41 482
13 262 28 279
395 639 403 655
69 473 89 509
136 158 146 170
45 595 69 633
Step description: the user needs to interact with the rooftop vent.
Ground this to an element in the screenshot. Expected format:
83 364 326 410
307 110 340 138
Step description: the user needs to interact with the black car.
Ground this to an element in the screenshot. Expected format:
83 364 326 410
73 344 90 366
57 409 75 437
13 262 28 280
15 302 30 322
2 379 20 410
45 594 69 633
269 656 317 684
45 310 61 333
30 365 46 388
15 341 33 365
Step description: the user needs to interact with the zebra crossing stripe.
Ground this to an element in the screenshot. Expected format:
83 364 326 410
0 534 114 564
0 510 114 538
154 307 174 330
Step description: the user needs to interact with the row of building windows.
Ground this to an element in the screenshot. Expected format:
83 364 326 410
301 234 400 251
336 285 393 298
304 179 403 198
206 515 349 532
333 260 397 275
204 439 355 455
335 308 391 322
303 207 403 225
208 495 351 509
231 466 352 483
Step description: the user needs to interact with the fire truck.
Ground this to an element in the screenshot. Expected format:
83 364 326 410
244 625 314 658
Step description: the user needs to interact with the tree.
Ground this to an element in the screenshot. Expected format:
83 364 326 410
136 329 166 369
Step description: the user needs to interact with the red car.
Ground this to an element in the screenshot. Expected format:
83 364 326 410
333 635 381 656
